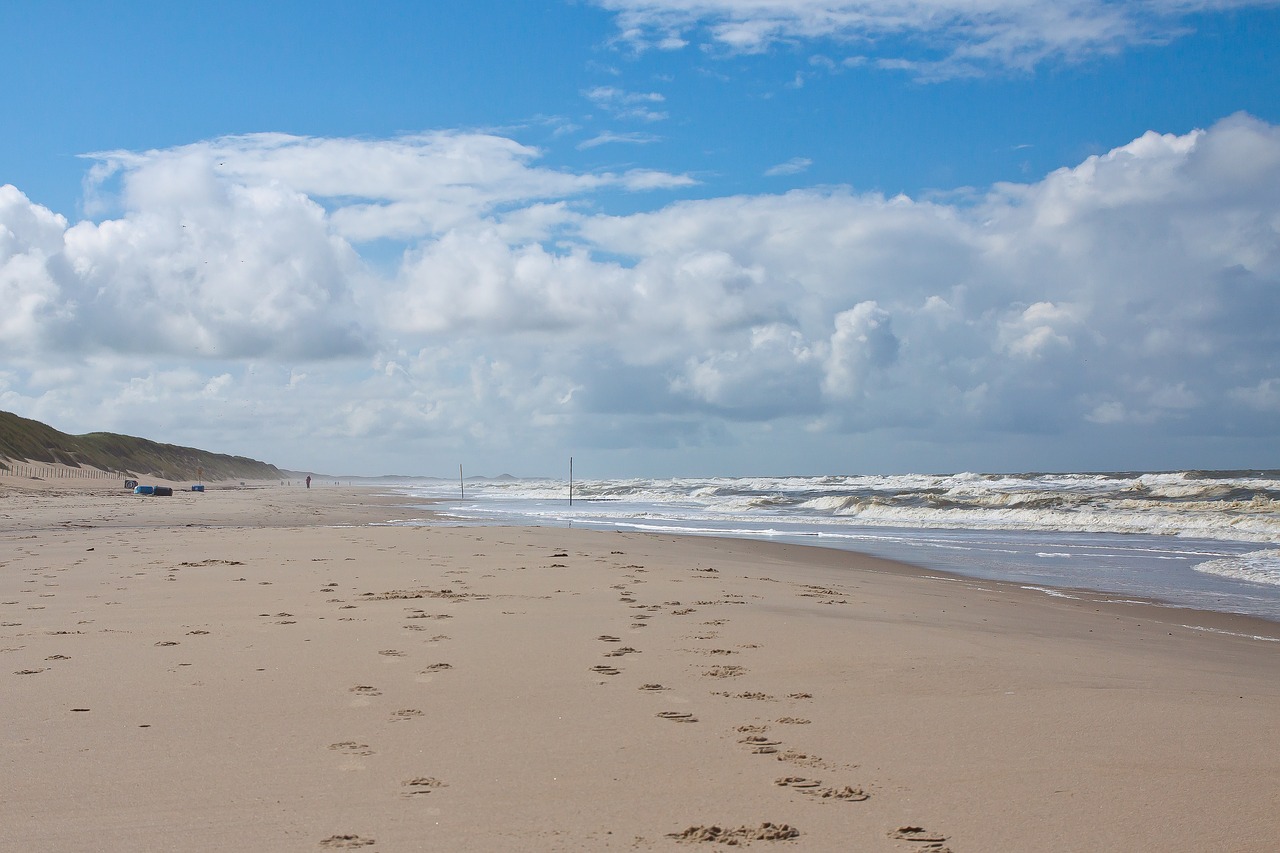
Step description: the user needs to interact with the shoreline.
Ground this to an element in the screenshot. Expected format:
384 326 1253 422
376 489 1280 632
6 470 1278 633
5 469 1279 633
374 478 1280 623
4 480 1279 850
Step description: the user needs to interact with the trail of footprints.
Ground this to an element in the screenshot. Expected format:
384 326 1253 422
48 542 951 848
593 558 953 850
318 567 471 848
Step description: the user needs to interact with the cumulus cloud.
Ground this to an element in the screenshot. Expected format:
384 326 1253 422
593 0 1275 77
2 113 1278 472
823 302 899 399
0 186 73 349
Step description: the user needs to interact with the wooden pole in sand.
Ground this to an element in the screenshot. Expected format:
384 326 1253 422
569 456 573 506
460 464 464 499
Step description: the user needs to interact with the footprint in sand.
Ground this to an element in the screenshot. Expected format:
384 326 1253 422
597 635 621 642
667 823 799 844
703 665 745 678
154 641 179 647
319 835 375 849
349 685 382 696
639 683 669 692
378 649 405 657
777 775 868 800
390 709 423 721
605 646 640 657
775 749 825 768
591 665 621 676
891 826 950 852
402 777 447 796
807 785 869 801
776 717 811 725
328 742 374 756
656 711 698 723
740 735 782 754
775 776 822 789
421 662 452 671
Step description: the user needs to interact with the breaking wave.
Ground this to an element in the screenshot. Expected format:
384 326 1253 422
1193 550 1280 587
459 470 1280 544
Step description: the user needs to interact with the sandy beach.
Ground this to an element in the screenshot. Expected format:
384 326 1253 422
3 471 1278 852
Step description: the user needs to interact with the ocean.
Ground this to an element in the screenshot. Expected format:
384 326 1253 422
380 470 1280 624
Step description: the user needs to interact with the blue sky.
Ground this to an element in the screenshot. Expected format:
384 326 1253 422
2 0 1279 477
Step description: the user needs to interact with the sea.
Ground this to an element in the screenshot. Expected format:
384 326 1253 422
378 470 1280 624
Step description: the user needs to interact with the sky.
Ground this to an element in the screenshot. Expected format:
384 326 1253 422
2 0 1279 478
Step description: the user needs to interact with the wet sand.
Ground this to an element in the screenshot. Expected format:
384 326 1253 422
3 471 1278 851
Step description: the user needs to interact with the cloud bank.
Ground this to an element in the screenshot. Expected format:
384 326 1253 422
2 115 1278 473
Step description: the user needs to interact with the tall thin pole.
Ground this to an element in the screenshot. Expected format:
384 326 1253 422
460 464 464 499
569 456 573 506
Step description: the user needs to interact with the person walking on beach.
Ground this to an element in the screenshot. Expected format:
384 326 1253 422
306 475 311 489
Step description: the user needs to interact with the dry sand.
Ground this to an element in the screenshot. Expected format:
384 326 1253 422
3 469 1278 852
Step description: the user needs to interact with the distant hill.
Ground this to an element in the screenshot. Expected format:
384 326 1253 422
0 410 283 481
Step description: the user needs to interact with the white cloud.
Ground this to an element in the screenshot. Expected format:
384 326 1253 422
0 186 74 351
764 157 813 177
2 114 1278 473
594 0 1275 77
1230 379 1280 412
822 302 898 398
584 86 670 122
577 131 665 149
85 132 691 242
998 302 1081 359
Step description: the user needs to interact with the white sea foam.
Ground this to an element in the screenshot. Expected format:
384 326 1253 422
1020 585 1081 599
1192 550 1280 587
400 470 1280 544
1180 625 1280 642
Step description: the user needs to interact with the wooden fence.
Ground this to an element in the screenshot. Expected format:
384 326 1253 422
0 462 127 480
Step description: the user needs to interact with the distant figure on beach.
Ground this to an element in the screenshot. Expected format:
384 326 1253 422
306 475 311 489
